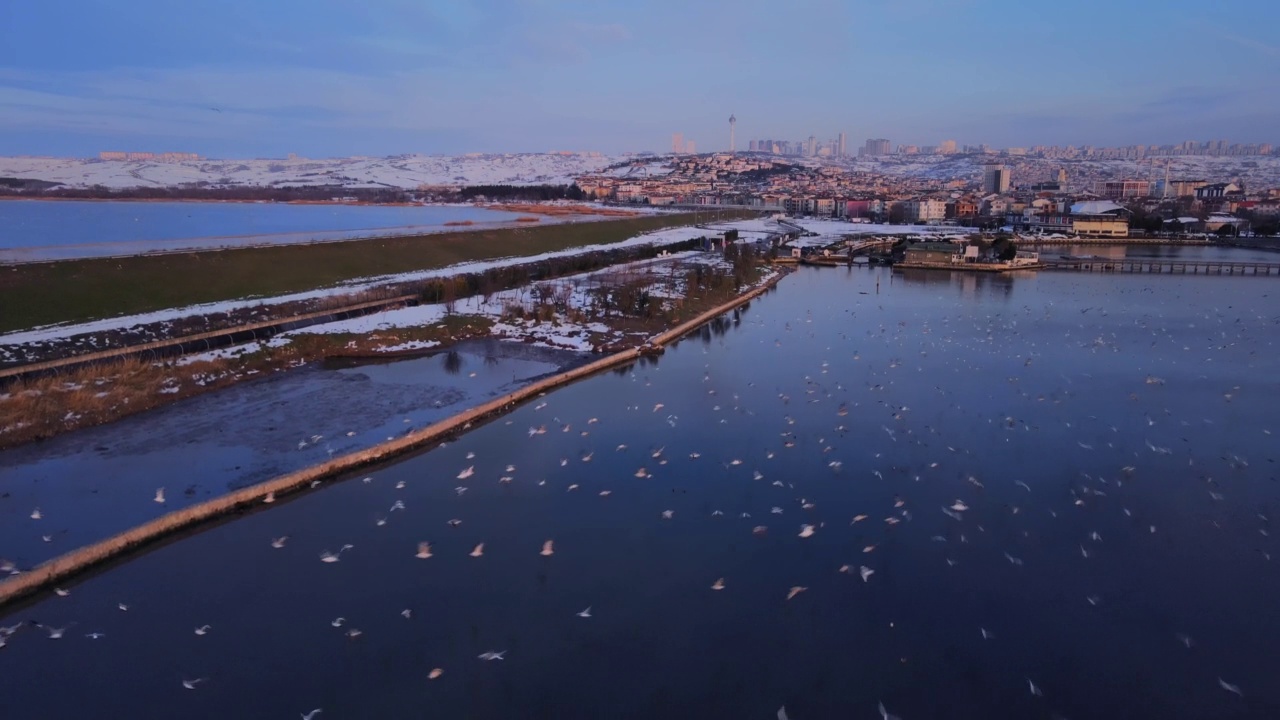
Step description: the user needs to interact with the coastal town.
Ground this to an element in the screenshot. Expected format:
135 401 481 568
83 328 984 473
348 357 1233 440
576 141 1280 240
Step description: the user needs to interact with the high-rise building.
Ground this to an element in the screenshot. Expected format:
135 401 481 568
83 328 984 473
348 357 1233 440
685 139 696 154
863 138 891 156
983 164 1011 194
729 114 736 153
806 136 817 157
672 133 683 155
938 139 957 154
838 133 847 158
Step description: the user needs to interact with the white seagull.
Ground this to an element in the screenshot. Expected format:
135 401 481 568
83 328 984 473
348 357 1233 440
320 544 354 563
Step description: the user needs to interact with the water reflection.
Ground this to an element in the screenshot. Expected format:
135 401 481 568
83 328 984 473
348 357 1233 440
443 350 463 375
2 268 1278 719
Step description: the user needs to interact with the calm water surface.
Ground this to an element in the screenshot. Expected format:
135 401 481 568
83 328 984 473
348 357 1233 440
0 340 584 568
0 200 537 261
1 266 1277 719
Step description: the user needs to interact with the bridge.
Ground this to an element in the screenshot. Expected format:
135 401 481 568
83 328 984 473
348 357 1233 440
1043 258 1280 276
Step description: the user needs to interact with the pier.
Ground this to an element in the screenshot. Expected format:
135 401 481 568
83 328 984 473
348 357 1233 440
1043 258 1280 276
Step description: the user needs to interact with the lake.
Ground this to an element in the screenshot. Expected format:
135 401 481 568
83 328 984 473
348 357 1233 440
1 265 1277 719
0 200 542 262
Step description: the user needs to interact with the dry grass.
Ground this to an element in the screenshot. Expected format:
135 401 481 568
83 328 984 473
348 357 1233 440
0 315 502 449
0 356 217 446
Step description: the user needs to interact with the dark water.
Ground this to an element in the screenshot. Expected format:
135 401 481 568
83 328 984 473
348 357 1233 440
1044 243 1280 263
0 200 535 261
0 340 584 568
2 267 1278 719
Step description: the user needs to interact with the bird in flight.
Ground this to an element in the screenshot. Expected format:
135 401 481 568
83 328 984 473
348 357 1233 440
1218 678 1243 697
320 544 354 563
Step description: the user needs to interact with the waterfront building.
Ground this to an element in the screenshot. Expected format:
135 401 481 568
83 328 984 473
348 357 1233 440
1070 200 1130 237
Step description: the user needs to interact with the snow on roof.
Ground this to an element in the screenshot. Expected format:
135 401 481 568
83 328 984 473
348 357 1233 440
1070 200 1127 216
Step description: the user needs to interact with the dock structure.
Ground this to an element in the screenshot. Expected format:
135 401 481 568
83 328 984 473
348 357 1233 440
1043 258 1280 276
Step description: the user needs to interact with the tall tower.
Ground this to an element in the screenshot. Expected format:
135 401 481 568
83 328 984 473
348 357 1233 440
729 114 736 154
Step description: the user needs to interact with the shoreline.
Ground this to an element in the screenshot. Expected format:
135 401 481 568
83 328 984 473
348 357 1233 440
0 268 789 610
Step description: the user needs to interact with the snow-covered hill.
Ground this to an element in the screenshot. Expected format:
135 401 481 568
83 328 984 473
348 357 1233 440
0 153 620 190
830 154 1280 187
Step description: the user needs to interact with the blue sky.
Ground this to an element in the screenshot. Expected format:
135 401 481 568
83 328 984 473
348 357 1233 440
1 0 1277 158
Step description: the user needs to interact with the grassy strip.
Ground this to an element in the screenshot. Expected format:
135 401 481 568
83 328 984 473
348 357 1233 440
0 315 496 449
0 210 750 333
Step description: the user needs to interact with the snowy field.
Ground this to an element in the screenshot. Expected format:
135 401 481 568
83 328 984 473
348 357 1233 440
0 153 620 190
0 221 759 350
175 250 741 359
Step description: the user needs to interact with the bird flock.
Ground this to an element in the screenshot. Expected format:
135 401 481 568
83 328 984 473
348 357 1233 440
1 268 1276 718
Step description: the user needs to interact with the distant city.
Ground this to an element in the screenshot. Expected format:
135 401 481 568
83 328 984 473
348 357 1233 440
676 134 1275 160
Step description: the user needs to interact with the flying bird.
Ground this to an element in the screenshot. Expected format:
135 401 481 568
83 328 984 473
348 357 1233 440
1218 678 1243 697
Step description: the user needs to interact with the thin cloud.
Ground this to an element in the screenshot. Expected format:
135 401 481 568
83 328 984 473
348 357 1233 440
1216 31 1280 58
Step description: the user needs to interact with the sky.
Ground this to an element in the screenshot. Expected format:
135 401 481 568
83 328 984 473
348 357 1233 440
1 0 1278 158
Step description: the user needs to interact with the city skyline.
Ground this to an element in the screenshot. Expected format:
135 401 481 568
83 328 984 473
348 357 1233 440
2 0 1279 158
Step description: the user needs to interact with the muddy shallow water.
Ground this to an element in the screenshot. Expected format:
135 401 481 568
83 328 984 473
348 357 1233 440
0 339 588 568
